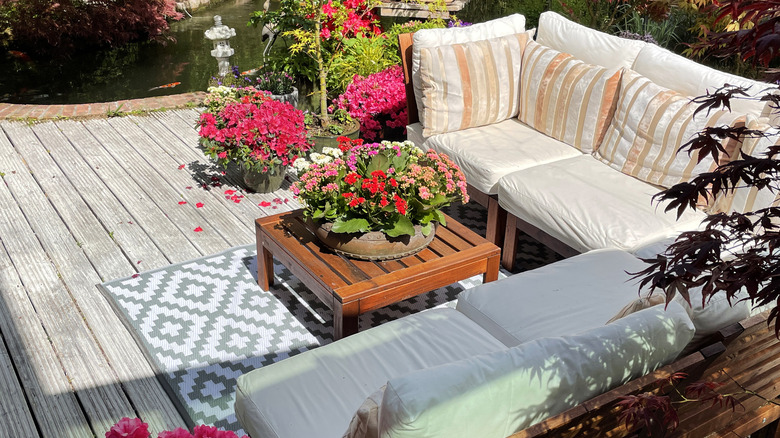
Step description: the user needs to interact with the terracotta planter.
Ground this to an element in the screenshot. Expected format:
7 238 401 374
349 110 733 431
309 220 436 261
309 119 360 153
241 165 286 193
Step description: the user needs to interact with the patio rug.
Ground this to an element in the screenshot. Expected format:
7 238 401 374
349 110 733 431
98 204 558 434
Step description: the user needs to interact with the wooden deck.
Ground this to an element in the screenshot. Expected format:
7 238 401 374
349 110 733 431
0 109 300 437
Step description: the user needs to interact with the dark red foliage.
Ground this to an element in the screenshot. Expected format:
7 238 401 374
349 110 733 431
0 0 183 57
617 393 679 437
632 86 780 337
691 0 780 81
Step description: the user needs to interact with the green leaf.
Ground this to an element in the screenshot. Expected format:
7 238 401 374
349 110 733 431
332 217 370 233
421 222 433 237
384 215 415 237
366 154 390 174
434 209 447 226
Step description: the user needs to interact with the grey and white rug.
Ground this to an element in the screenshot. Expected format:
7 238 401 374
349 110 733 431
98 203 558 434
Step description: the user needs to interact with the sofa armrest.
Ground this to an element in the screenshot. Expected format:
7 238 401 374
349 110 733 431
398 33 418 125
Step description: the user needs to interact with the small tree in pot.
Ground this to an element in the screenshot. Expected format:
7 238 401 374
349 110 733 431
250 0 381 137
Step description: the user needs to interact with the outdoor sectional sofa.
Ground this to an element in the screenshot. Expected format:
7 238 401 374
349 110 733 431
400 11 776 268
233 13 780 438
235 247 778 438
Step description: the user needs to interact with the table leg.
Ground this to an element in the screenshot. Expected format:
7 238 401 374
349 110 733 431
333 302 360 340
257 243 275 291
483 252 500 283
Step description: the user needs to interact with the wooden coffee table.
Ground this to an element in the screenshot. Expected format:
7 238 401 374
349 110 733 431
255 209 501 339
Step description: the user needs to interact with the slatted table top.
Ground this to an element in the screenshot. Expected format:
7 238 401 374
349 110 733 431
255 209 501 339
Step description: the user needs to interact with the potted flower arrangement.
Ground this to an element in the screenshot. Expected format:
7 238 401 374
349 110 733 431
249 0 381 148
254 70 298 108
334 64 407 141
197 87 311 193
291 138 469 260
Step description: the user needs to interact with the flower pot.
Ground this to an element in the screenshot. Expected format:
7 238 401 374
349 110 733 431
241 165 286 193
268 87 299 108
309 220 437 261
309 119 360 153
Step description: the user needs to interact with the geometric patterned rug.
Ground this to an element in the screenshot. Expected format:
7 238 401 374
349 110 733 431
98 203 559 435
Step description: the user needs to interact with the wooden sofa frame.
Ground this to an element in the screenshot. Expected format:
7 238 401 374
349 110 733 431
399 33 780 437
398 33 579 269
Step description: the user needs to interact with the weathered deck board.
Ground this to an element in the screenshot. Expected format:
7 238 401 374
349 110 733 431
55 120 202 264
0 122 138 434
30 122 170 271
4 121 188 433
0 108 303 436
0 280 40 438
107 116 254 245
83 118 230 256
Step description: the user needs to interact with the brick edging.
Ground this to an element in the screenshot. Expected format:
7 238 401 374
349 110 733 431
0 91 207 121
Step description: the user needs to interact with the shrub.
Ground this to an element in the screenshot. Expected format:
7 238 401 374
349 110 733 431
334 65 407 141
0 0 183 57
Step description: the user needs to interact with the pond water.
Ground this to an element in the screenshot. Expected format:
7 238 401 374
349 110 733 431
0 0 271 104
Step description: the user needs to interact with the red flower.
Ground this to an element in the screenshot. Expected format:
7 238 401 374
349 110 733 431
194 227 203 232
342 192 353 198
196 202 204 208
178 201 187 205
393 194 407 215
344 172 361 185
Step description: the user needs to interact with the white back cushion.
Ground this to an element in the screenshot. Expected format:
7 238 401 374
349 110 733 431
633 43 771 117
536 11 646 69
412 14 526 125
378 302 695 438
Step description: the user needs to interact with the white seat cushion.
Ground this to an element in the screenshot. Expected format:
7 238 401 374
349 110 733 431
378 302 695 438
536 11 646 69
235 308 506 438
423 119 582 194
456 249 649 346
498 155 707 253
632 43 771 117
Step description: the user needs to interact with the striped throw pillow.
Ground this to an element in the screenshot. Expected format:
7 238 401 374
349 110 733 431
708 117 780 214
596 69 746 192
418 32 529 137
518 39 623 153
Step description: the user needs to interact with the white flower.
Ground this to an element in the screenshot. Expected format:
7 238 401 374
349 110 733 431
206 85 236 96
310 152 333 165
292 157 311 173
321 146 343 158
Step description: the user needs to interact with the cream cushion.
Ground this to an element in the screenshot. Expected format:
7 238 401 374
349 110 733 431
632 43 771 117
412 14 527 126
708 117 780 214
457 249 650 346
536 11 646 69
418 32 529 136
378 302 695 438
422 119 582 194
234 308 506 438
674 287 751 355
498 155 707 253
597 69 747 192
519 39 623 152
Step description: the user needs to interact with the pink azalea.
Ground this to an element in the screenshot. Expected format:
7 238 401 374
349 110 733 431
105 417 149 438
157 428 193 438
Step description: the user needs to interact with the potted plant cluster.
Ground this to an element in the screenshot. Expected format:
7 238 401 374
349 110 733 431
197 88 311 193
249 0 382 149
291 138 469 260
254 70 298 107
334 64 408 141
